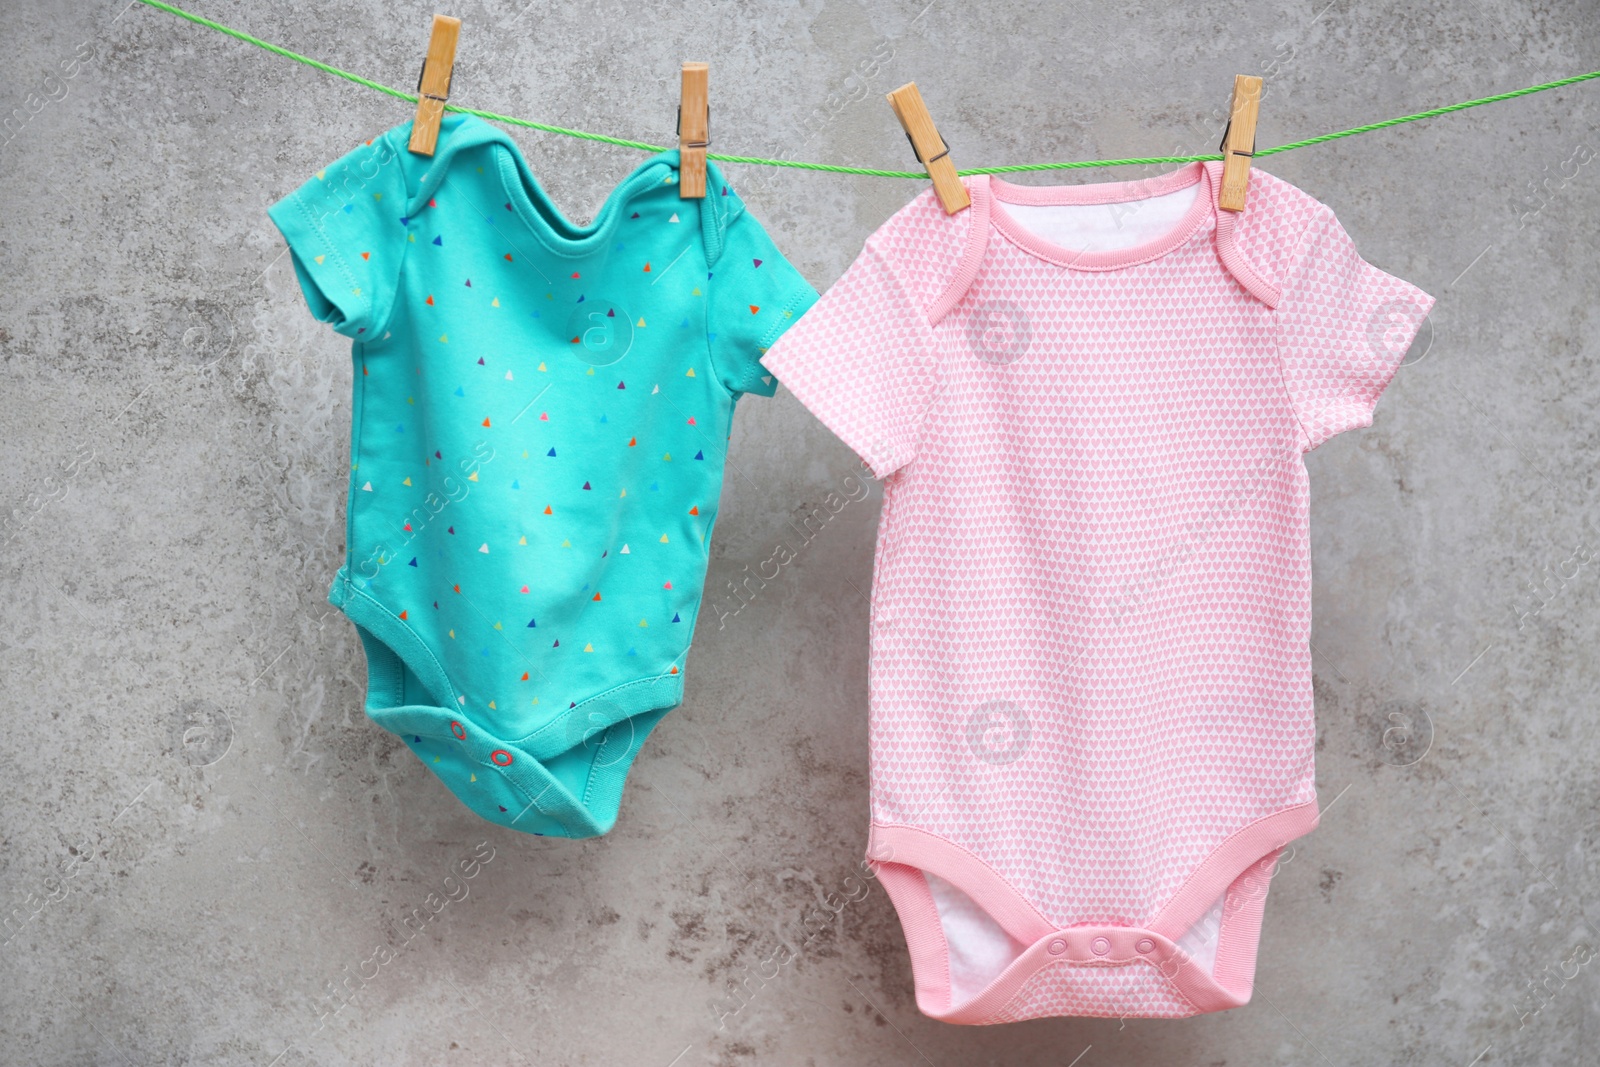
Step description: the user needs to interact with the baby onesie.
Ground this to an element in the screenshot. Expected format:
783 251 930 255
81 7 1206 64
269 113 816 838
760 162 1433 1021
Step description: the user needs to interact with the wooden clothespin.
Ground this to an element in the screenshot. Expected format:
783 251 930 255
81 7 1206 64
678 62 710 198
887 82 969 214
408 15 461 157
1217 75 1262 212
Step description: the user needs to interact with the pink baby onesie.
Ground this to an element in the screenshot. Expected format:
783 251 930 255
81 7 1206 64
760 161 1433 1022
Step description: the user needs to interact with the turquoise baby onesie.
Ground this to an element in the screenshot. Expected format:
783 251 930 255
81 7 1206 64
269 113 816 837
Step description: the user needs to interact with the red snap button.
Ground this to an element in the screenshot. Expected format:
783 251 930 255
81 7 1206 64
490 749 513 766
1091 936 1111 956
1047 938 1066 955
450 720 466 739
1136 938 1155 954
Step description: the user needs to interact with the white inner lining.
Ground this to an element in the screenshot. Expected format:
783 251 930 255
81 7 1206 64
924 871 1229 1006
1002 182 1200 253
1174 889 1227 976
925 872 1028 1007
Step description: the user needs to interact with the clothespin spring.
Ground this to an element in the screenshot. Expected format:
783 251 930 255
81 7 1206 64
1218 119 1255 159
904 129 950 166
676 105 711 150
416 57 453 104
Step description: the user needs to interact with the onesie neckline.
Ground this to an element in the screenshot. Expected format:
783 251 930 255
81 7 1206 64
976 161 1217 272
440 114 675 260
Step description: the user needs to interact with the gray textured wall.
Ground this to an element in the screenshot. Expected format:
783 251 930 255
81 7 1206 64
3 1 1598 1064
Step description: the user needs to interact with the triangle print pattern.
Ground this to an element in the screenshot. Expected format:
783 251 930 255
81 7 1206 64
267 112 817 842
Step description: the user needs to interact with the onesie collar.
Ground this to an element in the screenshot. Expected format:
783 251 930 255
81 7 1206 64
974 161 1216 272
407 113 675 260
959 160 1281 306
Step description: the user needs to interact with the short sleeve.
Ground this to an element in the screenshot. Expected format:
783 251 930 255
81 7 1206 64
267 127 418 340
757 238 941 479
1276 206 1435 450
705 187 819 398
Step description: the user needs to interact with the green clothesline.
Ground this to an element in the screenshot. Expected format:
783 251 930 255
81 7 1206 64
135 0 1599 176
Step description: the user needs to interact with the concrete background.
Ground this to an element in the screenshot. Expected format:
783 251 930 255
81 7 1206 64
2 0 1597 1063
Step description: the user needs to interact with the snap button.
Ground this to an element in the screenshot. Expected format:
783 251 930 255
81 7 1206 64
1091 936 1111 956
1047 938 1066 955
1136 938 1155 954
